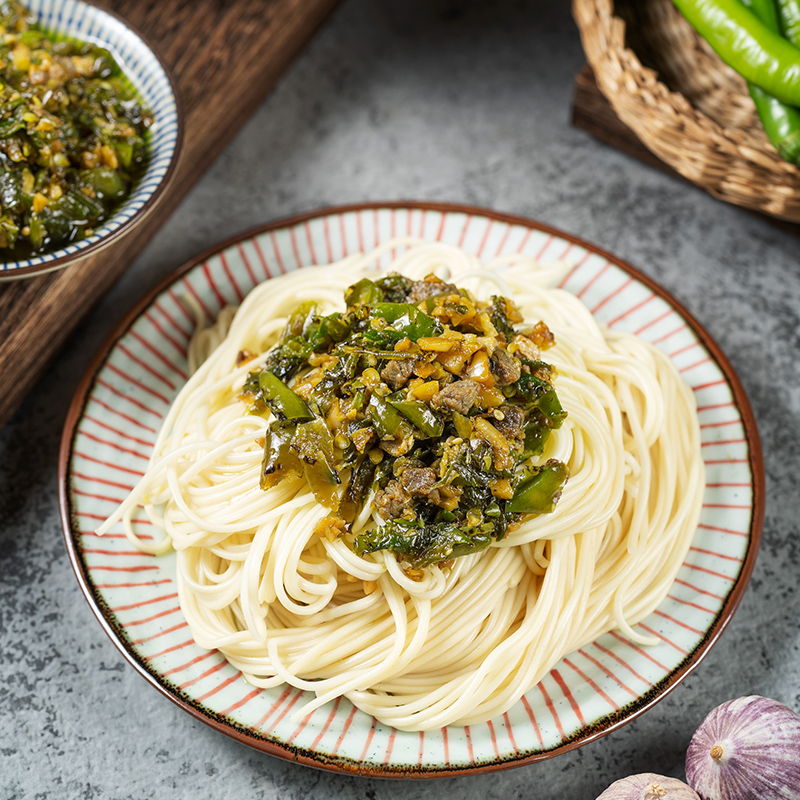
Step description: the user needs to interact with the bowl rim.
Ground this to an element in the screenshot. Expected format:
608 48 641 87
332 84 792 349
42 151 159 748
58 201 765 778
0 0 183 280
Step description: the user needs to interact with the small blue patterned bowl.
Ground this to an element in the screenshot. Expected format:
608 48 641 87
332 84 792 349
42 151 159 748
0 0 182 280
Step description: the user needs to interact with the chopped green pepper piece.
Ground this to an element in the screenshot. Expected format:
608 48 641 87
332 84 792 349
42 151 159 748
388 400 443 438
260 418 340 504
374 272 412 303
78 168 129 204
283 300 317 339
257 371 313 421
521 421 550 460
338 456 376 524
507 461 569 514
367 394 405 438
345 277 382 308
260 423 298 490
113 139 135 169
0 214 19 249
372 303 441 341
292 418 341 504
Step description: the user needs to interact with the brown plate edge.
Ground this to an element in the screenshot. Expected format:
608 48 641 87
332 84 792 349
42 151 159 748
2 0 184 281
57 200 766 779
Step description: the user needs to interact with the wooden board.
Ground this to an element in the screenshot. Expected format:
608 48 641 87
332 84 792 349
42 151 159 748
0 0 341 429
572 64 800 239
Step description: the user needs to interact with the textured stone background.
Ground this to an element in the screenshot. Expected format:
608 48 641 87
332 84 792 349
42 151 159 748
1 0 799 798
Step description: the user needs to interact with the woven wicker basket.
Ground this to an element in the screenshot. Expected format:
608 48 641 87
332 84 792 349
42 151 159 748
573 0 800 222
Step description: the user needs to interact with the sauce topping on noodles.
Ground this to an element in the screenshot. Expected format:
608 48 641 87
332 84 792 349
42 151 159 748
240 272 568 570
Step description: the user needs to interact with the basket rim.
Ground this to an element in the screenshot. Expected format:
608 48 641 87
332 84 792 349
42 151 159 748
572 0 800 222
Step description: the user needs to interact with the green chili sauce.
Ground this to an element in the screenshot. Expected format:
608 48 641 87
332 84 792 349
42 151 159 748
0 2 152 260
241 272 570 573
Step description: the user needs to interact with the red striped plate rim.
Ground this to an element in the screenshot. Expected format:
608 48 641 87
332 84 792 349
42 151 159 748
58 202 764 777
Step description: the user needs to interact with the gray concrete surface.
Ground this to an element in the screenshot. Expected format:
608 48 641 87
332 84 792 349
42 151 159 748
2 0 799 797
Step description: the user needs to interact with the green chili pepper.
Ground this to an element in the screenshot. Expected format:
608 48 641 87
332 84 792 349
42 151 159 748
367 394 406 437
748 86 800 161
742 0 781 28
672 0 800 106
27 216 45 250
260 423 297 490
113 139 136 169
345 277 383 307
507 461 569 515
260 418 340 503
521 422 550 460
257 371 313 421
374 272 412 303
388 400 444 438
777 0 800 42
318 314 352 344
0 214 19 249
536 389 567 428
338 456 376 524
283 300 317 339
79 168 129 205
372 303 441 340
292 418 341 504
739 0 800 162
515 373 567 427
0 115 25 138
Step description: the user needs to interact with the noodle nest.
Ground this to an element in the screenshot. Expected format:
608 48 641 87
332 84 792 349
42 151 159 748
98 240 704 731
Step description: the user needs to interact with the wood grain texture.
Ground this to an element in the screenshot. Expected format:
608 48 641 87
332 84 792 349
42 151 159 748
0 0 341 429
572 64 800 238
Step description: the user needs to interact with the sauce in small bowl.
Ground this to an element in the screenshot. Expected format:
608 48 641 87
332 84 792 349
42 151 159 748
0 0 181 279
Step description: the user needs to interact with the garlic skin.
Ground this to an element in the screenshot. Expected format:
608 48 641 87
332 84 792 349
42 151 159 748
685 695 800 800
596 773 701 800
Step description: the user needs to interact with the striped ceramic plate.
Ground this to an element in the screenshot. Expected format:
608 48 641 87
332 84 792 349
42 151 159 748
59 203 764 777
0 0 181 280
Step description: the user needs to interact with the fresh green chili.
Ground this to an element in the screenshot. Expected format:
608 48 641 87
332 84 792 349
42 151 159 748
777 0 800 43
671 0 800 105
739 0 800 162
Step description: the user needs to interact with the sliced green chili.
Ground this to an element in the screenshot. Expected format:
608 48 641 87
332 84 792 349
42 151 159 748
338 456 376 524
345 277 382 307
257 371 313 421
740 0 800 162
507 461 569 514
367 394 406 438
372 303 441 341
388 400 444 438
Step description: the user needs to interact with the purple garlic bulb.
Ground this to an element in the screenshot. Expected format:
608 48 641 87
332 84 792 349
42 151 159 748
596 773 700 799
685 695 800 800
